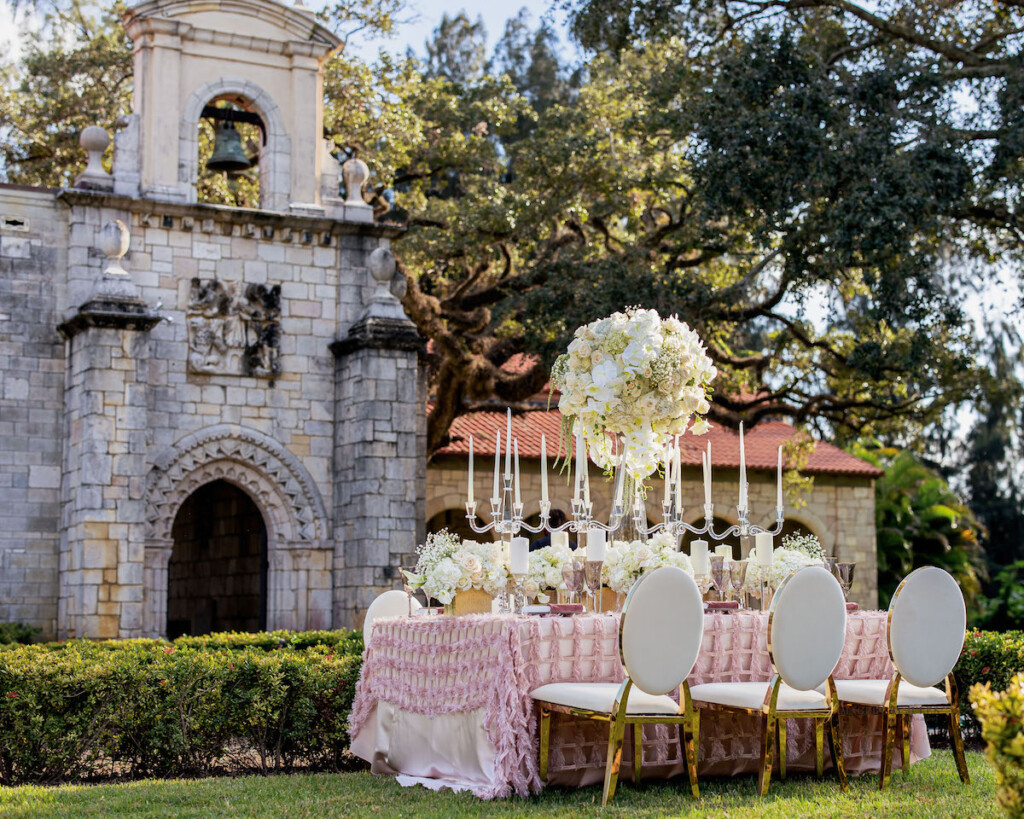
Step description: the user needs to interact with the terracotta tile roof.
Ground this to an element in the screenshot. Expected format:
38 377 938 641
438 411 881 478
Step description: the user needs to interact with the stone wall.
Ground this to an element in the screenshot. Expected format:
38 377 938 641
0 189 67 634
427 455 879 608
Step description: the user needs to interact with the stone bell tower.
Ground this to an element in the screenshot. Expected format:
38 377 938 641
121 0 341 213
0 0 426 639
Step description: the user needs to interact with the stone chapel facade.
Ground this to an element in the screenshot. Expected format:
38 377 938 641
0 0 425 639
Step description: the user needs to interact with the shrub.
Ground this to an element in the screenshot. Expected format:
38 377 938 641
0 632 364 785
0 623 41 645
971 673 1024 817
955 631 1024 737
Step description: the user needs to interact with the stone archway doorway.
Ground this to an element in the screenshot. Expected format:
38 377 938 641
167 479 268 637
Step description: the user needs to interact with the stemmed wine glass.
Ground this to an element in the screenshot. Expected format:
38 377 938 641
400 565 419 616
562 560 585 605
728 559 748 606
584 561 603 612
824 556 838 576
834 562 856 601
709 555 726 603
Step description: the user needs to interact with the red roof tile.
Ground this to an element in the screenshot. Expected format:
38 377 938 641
438 411 881 478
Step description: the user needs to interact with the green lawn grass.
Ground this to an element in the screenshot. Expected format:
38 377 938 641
0 750 997 818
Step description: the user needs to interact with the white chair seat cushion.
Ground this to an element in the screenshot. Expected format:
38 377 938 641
830 678 948 708
529 682 680 715
690 681 828 712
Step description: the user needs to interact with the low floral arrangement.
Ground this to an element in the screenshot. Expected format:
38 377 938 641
550 307 717 480
603 532 695 596
744 534 825 593
525 545 572 603
971 672 1024 816
403 530 509 605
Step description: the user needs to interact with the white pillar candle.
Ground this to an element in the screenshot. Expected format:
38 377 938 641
492 431 500 504
540 434 548 504
510 536 529 574
468 435 475 504
715 544 733 560
777 445 784 510
587 527 607 562
552 531 569 551
690 539 710 575
504 408 512 479
514 439 521 506
755 532 773 566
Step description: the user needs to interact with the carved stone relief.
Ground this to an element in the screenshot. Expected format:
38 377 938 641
186 278 281 377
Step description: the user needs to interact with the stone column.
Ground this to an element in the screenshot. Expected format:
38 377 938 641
142 538 173 637
57 220 161 639
331 248 426 629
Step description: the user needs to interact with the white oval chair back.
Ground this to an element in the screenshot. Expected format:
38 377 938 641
888 566 966 688
363 589 419 648
768 565 846 691
621 566 705 695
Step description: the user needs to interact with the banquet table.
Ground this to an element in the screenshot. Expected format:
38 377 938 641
349 610 930 798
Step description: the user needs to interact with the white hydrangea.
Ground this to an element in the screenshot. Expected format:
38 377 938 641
525 545 571 604
602 533 694 596
551 308 716 481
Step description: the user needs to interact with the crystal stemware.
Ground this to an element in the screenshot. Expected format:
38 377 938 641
400 565 419 617
709 555 726 603
562 560 585 605
584 560 603 612
728 559 748 606
835 562 856 601
824 556 838 576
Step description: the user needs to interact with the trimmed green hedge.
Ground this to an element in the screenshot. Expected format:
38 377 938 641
0 631 364 785
956 630 1024 736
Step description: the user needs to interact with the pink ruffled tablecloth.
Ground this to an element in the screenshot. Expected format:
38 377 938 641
349 610 928 798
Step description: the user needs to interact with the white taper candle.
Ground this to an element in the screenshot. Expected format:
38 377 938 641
540 435 549 504
504 408 512 479
468 435 475 505
777 445 784 510
492 431 500 504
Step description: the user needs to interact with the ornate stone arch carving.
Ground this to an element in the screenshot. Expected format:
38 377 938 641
146 424 328 545
179 77 292 211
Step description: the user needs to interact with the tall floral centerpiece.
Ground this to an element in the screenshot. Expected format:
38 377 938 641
550 308 717 481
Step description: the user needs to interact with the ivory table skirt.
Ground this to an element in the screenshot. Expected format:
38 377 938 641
349 611 929 797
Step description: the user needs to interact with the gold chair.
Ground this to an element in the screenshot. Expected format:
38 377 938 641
530 566 705 805
689 565 849 797
831 566 970 789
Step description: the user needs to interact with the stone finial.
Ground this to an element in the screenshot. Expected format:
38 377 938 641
92 220 141 301
341 157 372 210
359 247 408 322
74 126 115 191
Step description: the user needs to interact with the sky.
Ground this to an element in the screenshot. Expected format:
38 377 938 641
332 0 570 61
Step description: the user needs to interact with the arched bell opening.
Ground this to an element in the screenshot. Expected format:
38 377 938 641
167 479 268 637
197 97 264 208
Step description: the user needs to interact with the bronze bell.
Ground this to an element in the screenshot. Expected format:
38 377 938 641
207 121 251 173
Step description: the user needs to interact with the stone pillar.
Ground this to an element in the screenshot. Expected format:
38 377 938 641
57 220 161 639
143 538 173 637
331 249 426 629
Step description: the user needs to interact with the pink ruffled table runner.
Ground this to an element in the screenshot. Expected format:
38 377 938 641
349 610 928 798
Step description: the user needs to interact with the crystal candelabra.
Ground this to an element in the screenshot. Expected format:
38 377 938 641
465 412 786 553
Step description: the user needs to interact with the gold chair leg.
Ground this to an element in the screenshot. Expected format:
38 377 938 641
758 713 776 798
777 718 787 780
900 714 911 778
602 715 627 806
682 712 700 798
815 718 825 778
949 706 971 784
632 722 642 784
879 708 897 791
538 707 551 781
828 708 848 792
